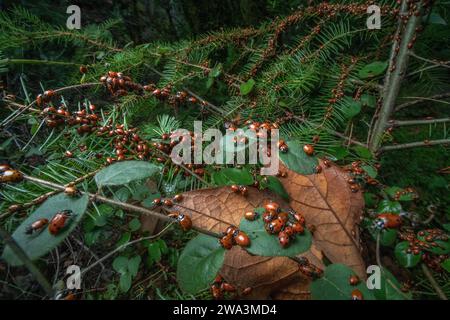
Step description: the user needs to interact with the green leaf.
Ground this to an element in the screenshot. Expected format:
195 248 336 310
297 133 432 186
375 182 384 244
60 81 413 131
177 235 225 294
95 161 160 187
263 176 289 201
147 242 162 264
360 94 376 108
353 146 372 159
417 230 450 255
311 264 375 300
128 218 141 232
395 241 421 268
441 258 450 273
2 194 89 266
363 192 378 208
112 256 129 274
119 272 132 292
374 268 411 300
127 255 141 277
239 78 255 95
116 232 131 248
358 61 388 79
375 228 398 247
329 146 349 160
239 212 311 257
361 165 377 178
279 140 318 175
341 97 361 119
377 200 402 213
206 77 215 89
211 168 253 186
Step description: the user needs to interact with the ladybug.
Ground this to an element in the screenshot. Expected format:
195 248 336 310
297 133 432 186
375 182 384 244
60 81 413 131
351 289 363 300
219 233 234 250
278 231 290 248
303 144 314 156
169 213 192 231
291 211 305 225
152 198 162 206
25 218 49 235
349 275 360 286
375 213 402 229
221 282 236 292
48 210 72 235
163 199 173 207
291 222 304 234
214 274 223 284
244 211 257 221
242 287 252 296
211 284 223 300
231 185 240 193
233 230 250 247
315 165 322 173
173 194 183 202
277 212 289 223
1 170 23 183
239 186 248 196
263 211 276 223
278 143 288 153
264 201 280 213
64 186 79 197
266 218 284 234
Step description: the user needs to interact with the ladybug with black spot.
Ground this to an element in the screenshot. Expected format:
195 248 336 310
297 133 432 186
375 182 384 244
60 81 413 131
48 210 73 235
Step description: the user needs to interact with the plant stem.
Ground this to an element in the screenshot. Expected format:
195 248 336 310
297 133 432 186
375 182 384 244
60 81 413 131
8 59 79 66
389 117 450 126
368 0 422 152
421 264 448 300
0 226 54 297
379 138 450 152
22 175 221 238
395 92 450 111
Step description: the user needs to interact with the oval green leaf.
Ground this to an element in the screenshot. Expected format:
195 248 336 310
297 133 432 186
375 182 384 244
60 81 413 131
95 161 160 187
240 78 255 95
211 168 253 186
2 193 89 266
358 61 388 79
279 140 318 175
177 234 225 294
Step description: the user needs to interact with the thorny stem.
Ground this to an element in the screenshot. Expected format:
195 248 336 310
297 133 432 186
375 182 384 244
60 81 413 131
421 264 448 300
0 226 54 297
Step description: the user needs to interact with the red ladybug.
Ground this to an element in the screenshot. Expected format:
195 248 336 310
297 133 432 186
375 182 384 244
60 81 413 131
211 284 223 300
221 282 236 292
48 210 72 235
351 289 363 300
244 211 257 221
303 144 314 156
233 230 250 247
278 231 290 247
264 201 280 213
25 218 49 235
173 194 183 202
375 213 402 229
291 222 304 234
219 234 234 250
169 213 192 231
263 211 276 223
349 275 360 286
266 218 284 234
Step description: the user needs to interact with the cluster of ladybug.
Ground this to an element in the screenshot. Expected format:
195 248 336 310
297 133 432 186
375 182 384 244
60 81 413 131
393 187 418 201
0 164 23 184
399 229 449 271
210 274 252 300
41 103 99 132
25 210 72 236
247 201 306 248
219 225 250 249
230 184 249 196
348 274 364 300
343 161 380 193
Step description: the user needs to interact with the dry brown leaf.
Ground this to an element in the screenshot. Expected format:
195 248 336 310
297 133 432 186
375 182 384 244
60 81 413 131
173 186 321 299
279 160 366 278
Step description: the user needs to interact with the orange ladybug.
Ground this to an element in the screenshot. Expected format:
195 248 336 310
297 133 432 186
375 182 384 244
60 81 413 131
169 213 192 231
233 230 250 247
0 170 23 183
221 282 236 292
163 199 173 207
291 222 304 234
244 211 257 221
375 213 402 229
266 218 284 234
351 289 363 300
349 275 360 286
48 210 72 235
0 164 11 172
211 284 223 300
64 186 79 197
242 287 252 296
278 231 290 248
219 233 234 250
173 194 183 202
303 144 314 156
25 218 49 235
264 201 280 213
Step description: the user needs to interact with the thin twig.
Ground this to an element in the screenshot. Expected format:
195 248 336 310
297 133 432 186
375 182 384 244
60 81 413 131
379 139 450 152
421 264 448 300
395 92 450 111
389 118 450 126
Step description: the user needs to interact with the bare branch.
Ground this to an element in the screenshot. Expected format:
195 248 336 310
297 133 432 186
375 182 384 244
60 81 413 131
379 139 450 152
395 92 450 111
389 117 450 126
